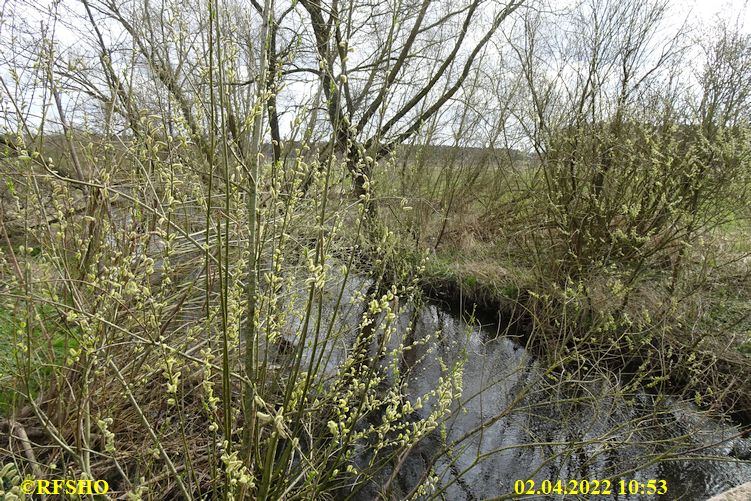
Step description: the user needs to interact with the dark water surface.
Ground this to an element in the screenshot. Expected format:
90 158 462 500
389 305 751 500
314 281 751 501
291 276 751 500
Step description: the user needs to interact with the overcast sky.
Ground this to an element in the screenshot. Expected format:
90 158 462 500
682 0 750 31
2 0 751 139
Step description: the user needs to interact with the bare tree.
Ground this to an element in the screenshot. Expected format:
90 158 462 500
297 0 525 198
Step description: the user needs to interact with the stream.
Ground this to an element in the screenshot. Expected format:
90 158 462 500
295 275 751 500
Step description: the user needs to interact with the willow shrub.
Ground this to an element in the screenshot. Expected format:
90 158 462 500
516 116 751 406
0 128 465 499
